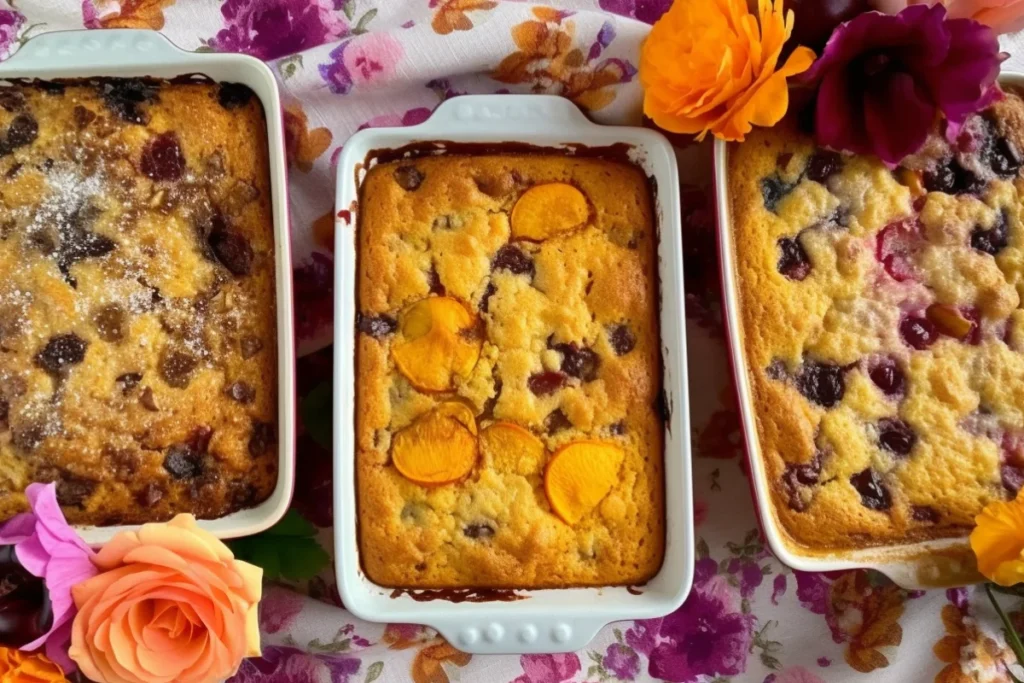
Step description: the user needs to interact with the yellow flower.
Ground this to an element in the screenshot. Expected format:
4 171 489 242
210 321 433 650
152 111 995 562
0 647 66 683
640 0 816 142
970 494 1024 586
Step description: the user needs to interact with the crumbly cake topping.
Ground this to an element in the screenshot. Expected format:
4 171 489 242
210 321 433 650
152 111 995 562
356 154 665 588
729 89 1024 550
0 78 277 525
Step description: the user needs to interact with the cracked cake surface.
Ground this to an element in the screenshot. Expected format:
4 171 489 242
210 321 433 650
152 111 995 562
355 153 665 588
729 89 1024 551
0 78 277 526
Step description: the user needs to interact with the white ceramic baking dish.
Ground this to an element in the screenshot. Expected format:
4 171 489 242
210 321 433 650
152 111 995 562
333 95 693 654
713 74 1024 589
0 29 295 545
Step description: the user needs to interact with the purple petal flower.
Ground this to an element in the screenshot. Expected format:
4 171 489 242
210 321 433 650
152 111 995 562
771 574 787 605
794 571 831 615
625 618 660 656
647 585 755 682
0 10 23 60
947 586 969 610
693 556 718 586
0 482 97 672
228 645 360 683
210 0 348 61
603 643 640 681
599 0 672 24
817 657 832 667
515 653 581 683
738 561 764 598
258 584 305 634
804 5 1004 164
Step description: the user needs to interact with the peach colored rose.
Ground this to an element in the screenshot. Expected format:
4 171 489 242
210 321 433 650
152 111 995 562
68 515 262 683
872 0 1024 34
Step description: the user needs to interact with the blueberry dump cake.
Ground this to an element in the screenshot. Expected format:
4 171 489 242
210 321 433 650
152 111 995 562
355 154 664 588
0 78 277 525
729 88 1024 550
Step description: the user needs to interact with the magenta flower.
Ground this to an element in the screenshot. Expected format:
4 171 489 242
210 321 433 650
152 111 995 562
0 10 24 60
0 483 97 672
210 0 348 61
803 5 1004 165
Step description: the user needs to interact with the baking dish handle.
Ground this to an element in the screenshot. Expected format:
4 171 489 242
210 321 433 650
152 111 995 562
410 94 600 136
428 615 609 655
0 29 210 73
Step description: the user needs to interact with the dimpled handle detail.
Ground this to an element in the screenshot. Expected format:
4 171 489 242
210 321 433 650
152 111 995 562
416 95 597 135
0 29 201 73
441 619 590 654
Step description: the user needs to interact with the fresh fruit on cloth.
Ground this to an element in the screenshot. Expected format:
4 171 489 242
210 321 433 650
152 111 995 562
544 441 625 524
392 297 482 391
511 183 588 241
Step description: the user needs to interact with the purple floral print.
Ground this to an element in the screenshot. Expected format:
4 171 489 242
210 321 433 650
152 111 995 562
794 571 831 615
258 584 305 634
320 33 404 95
228 646 360 683
729 558 765 598
598 0 673 23
0 10 23 60
624 618 660 656
647 572 755 682
210 0 348 61
513 653 581 683
603 643 640 680
771 574 787 605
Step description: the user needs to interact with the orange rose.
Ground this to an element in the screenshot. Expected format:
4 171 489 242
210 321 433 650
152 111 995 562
69 515 262 683
640 0 816 142
0 647 66 683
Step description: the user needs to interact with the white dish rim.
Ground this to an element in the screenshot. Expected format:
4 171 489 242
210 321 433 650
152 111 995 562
332 94 694 654
712 73 1024 589
0 29 296 546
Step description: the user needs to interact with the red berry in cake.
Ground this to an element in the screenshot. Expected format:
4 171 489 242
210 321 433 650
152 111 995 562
869 358 906 397
777 236 811 281
988 136 1022 178
34 333 87 375
544 408 572 433
528 371 567 396
248 421 275 457
217 82 254 110
554 342 599 381
608 324 636 355
141 132 184 182
795 360 846 408
970 212 1008 255
875 218 921 282
394 165 424 191
357 313 397 338
1002 464 1024 496
163 444 203 479
899 315 938 350
805 150 843 183
911 505 939 523
877 418 916 457
850 468 891 511
492 244 534 276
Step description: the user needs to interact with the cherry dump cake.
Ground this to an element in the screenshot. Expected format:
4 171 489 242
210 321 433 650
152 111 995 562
0 78 277 526
729 89 1024 550
355 154 664 588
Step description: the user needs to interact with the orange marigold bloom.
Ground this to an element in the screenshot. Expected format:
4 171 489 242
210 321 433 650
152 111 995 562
970 494 1024 586
640 0 816 142
0 647 66 683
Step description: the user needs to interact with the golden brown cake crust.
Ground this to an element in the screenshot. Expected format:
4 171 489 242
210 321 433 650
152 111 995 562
355 154 665 588
0 79 277 526
729 92 1024 552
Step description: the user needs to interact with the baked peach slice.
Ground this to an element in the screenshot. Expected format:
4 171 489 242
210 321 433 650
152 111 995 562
392 297 482 392
392 402 479 486
544 440 624 524
481 421 545 476
511 183 589 241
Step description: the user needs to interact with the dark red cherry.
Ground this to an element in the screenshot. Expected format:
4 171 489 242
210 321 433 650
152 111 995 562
900 315 938 350
528 371 566 396
869 358 906 397
850 469 892 511
876 219 921 282
777 236 811 281
795 360 846 408
357 314 397 338
877 418 916 457
163 444 203 479
911 506 940 523
248 421 275 457
761 175 791 212
492 245 533 276
34 333 87 375
805 150 843 183
553 343 599 382
609 324 636 355
971 212 1009 256
141 132 184 182
1002 464 1024 496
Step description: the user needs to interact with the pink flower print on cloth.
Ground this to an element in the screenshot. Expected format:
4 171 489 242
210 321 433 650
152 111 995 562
320 33 405 94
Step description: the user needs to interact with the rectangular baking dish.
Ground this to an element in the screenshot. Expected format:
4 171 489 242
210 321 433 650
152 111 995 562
0 29 295 545
333 94 693 654
713 73 1024 589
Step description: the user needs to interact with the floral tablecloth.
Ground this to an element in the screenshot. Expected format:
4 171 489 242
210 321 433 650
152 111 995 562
6 0 1024 681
